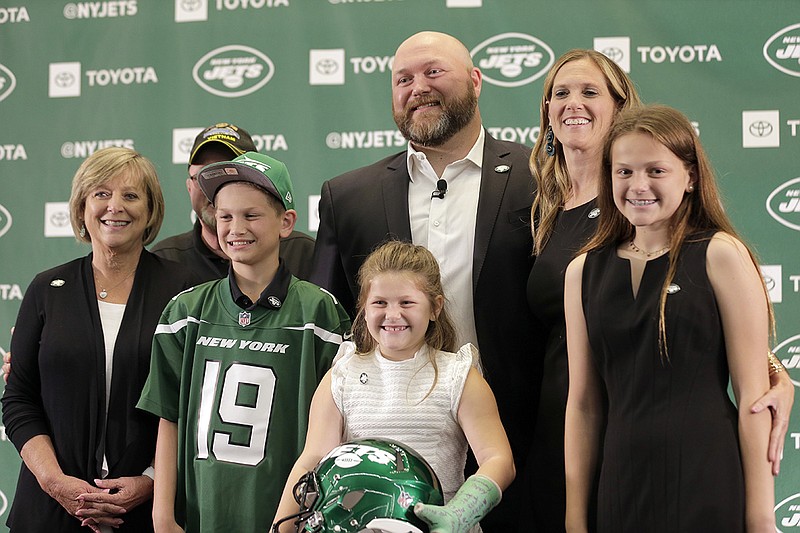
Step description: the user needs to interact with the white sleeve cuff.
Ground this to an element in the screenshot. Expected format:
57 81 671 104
142 466 155 480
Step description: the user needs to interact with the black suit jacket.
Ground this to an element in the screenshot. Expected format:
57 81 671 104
310 132 543 531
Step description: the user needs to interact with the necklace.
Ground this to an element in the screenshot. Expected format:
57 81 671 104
94 268 136 299
628 239 670 258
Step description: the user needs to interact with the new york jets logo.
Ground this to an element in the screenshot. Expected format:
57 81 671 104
774 491 800 528
239 154 271 174
0 203 12 238
0 62 16 102
192 45 275 98
763 23 800 77
773 334 800 388
766 177 800 231
470 33 554 87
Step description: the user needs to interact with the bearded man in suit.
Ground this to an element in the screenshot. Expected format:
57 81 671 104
310 31 542 532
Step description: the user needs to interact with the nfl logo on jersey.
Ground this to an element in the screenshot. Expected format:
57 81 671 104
238 311 251 327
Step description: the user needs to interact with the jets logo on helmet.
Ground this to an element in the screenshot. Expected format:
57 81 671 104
272 438 443 533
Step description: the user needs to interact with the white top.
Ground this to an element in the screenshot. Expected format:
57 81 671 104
97 300 126 533
406 129 484 349
96 301 156 533
331 341 480 506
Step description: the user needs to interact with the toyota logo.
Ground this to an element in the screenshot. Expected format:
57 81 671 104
54 72 76 88
180 136 194 154
50 211 70 228
749 121 773 137
316 59 339 75
601 47 625 63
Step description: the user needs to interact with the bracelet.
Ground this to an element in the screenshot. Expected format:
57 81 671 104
768 351 785 376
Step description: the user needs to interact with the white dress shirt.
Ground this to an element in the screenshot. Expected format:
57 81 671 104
407 129 484 349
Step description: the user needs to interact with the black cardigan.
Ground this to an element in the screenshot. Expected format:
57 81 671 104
1 250 197 532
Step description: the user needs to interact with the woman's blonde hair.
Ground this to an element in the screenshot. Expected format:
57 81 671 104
582 104 774 358
531 49 642 255
69 147 164 246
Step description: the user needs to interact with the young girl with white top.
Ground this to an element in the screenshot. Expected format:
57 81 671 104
272 240 515 533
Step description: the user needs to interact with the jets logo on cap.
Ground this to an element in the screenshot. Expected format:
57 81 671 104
238 154 272 174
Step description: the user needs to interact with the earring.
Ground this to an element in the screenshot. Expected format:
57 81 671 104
79 224 86 238
545 126 556 157
687 184 694 192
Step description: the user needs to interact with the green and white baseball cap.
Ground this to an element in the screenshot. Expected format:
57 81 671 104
197 151 295 210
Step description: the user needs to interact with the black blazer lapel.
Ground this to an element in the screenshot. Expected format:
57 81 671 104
473 135 513 291
104 255 147 471
381 154 412 241
79 254 109 477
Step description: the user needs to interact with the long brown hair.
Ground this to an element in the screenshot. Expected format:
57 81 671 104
582 104 775 358
531 49 642 254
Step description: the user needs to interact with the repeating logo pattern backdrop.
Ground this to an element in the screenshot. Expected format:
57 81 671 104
1 1 798 529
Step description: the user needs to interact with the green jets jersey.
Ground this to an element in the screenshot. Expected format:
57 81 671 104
137 275 350 533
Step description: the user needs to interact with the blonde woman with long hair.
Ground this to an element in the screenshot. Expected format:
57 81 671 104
525 50 792 532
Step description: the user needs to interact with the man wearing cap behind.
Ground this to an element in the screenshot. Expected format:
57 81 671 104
151 122 316 280
137 152 350 533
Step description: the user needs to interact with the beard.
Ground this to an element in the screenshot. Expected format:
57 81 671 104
198 202 216 229
393 80 478 147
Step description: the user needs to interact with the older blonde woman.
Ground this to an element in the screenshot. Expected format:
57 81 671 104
2 147 197 532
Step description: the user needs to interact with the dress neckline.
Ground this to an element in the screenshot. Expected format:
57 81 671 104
562 196 597 213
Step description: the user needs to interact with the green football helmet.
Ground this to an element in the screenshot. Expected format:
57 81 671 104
274 438 444 533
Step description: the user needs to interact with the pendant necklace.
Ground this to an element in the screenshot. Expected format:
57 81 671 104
94 268 136 299
628 239 670 258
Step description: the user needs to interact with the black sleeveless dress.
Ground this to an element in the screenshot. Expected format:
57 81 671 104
525 200 600 532
581 234 744 532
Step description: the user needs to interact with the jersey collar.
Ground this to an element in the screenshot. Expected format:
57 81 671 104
228 260 292 311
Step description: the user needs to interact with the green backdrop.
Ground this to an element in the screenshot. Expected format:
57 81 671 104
1 0 799 529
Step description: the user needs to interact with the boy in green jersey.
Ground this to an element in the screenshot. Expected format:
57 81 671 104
137 152 350 533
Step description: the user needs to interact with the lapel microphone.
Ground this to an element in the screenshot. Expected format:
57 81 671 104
431 179 448 199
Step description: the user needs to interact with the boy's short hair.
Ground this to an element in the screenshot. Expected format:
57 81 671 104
196 151 295 210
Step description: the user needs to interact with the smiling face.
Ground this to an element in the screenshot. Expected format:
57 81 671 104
611 132 694 234
213 182 293 269
547 58 619 155
391 32 480 147
82 171 150 253
364 271 443 361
